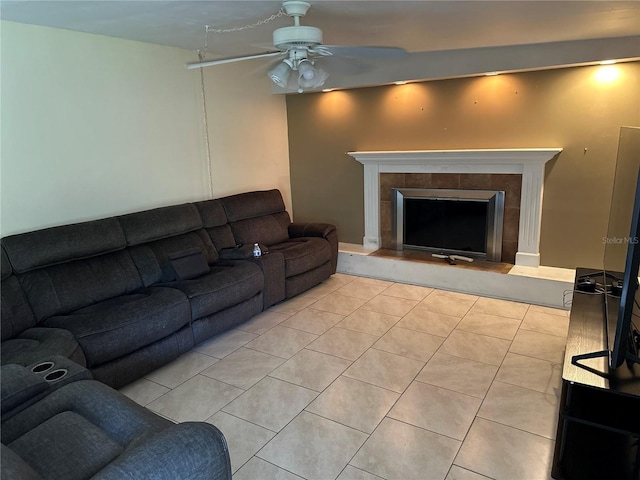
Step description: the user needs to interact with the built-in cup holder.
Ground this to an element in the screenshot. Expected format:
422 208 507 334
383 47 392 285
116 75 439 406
31 361 55 374
44 369 68 382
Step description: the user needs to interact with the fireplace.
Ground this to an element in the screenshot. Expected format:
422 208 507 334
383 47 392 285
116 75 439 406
347 148 562 267
392 188 505 261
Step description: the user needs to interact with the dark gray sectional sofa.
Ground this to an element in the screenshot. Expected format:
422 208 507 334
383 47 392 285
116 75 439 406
1 364 231 480
1 188 337 387
0 189 338 480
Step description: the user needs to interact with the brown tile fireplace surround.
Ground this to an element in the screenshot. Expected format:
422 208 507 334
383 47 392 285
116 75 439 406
379 173 522 264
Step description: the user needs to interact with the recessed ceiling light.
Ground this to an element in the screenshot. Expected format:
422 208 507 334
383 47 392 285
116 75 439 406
394 81 408 85
595 65 620 82
485 72 499 76
600 60 617 65
322 88 334 92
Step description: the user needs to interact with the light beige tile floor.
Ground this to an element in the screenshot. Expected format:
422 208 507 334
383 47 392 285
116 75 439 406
121 273 569 480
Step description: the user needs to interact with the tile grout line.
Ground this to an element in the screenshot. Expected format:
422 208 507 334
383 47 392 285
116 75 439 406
255 284 422 479
332 298 467 480
445 330 513 480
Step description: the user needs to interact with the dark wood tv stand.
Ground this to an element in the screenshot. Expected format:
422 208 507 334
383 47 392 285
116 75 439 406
552 268 640 480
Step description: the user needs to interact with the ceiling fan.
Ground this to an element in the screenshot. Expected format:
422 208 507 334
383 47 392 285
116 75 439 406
186 0 407 92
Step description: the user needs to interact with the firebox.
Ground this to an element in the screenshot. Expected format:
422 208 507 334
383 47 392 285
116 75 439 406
392 188 505 261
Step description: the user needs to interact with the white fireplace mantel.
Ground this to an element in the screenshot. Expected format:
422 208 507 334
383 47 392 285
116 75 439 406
347 148 562 267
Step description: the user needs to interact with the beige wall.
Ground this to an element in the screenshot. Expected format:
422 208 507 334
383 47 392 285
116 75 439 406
1 21 291 236
201 60 292 213
286 62 640 268
1 21 207 235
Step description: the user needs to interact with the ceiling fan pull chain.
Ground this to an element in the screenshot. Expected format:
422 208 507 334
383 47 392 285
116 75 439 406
197 8 284 58
206 8 286 34
198 26 210 60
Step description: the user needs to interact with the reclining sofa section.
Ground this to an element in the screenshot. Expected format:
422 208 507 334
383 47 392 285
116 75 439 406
1 189 337 389
1 365 232 480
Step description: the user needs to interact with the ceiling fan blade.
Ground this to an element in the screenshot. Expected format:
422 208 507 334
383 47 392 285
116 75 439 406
316 55 373 75
251 42 280 51
186 51 284 69
317 45 407 59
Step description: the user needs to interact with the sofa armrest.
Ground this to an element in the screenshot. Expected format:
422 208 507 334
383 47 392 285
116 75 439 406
289 222 339 274
289 222 336 239
218 243 269 260
92 422 231 480
248 252 285 308
1 364 49 417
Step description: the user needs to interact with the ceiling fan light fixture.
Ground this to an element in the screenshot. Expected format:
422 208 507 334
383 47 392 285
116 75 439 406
268 59 293 87
189 0 407 93
297 60 329 89
297 60 316 80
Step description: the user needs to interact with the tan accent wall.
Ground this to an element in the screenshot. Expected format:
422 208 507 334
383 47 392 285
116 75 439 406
286 62 640 269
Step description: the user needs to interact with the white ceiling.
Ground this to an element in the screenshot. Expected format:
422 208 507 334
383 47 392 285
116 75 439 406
3 1 639 56
2 1 640 91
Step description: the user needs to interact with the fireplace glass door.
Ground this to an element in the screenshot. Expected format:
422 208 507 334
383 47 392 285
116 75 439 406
404 198 488 254
392 188 505 261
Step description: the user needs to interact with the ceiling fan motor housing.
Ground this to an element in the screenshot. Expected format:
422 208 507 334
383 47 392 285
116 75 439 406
273 25 322 50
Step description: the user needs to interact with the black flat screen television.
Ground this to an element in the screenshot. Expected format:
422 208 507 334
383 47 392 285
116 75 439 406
603 126 640 369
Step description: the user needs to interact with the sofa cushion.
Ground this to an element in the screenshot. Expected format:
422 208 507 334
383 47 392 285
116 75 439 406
1 218 126 274
9 411 123 480
230 211 291 247
220 189 286 222
204 225 237 251
1 443 41 480
90 326 194 389
42 287 190 366
269 237 333 277
1 275 37 341
17 250 144 322
169 248 211 280
285 262 333 299
1 246 11 279
118 203 203 246
167 261 263 320
128 231 218 286
1 328 85 368
191 294 263 345
195 199 237 251
195 199 228 228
